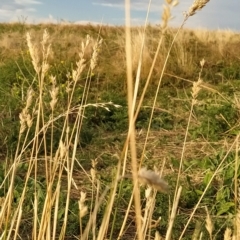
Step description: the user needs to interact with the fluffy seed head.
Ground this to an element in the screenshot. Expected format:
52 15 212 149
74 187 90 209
138 167 169 193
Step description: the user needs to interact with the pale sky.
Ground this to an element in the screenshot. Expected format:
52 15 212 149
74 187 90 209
0 0 239 31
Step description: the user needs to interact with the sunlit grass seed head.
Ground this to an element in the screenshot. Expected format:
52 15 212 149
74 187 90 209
191 59 205 101
59 140 67 159
79 191 88 218
161 0 179 29
187 0 210 17
19 87 34 134
224 228 232 240
90 38 103 71
26 32 40 74
49 75 59 110
205 206 213 239
191 78 203 100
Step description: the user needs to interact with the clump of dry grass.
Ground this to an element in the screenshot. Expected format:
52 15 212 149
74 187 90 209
0 28 122 240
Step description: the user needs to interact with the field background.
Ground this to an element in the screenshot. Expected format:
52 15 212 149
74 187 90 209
0 20 240 239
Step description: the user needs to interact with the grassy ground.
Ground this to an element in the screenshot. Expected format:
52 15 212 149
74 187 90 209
0 7 240 240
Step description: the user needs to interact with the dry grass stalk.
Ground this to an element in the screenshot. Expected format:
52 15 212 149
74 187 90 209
124 0 142 239
165 186 182 240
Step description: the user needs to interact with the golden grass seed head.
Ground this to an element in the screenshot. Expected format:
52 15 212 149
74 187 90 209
41 29 52 60
90 38 103 71
50 98 58 110
192 78 203 99
91 159 98 182
76 58 86 72
19 112 26 134
79 191 88 218
26 88 34 109
42 29 50 46
161 5 171 29
72 58 86 82
81 34 91 54
188 0 210 17
79 191 87 204
90 168 96 182
41 62 49 75
19 87 34 133
26 32 40 74
91 159 97 168
59 140 67 159
205 207 213 238
72 69 78 82
49 75 59 110
26 113 32 128
49 85 59 110
224 228 232 240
